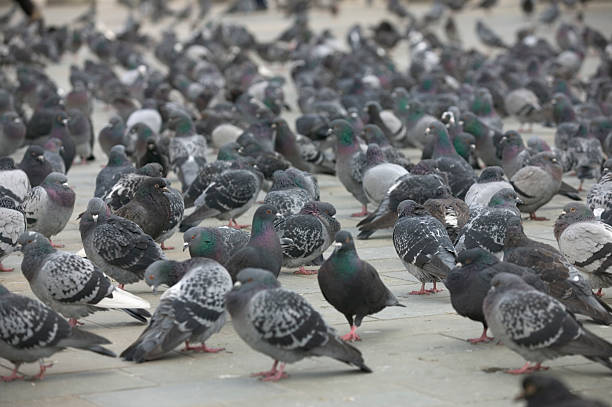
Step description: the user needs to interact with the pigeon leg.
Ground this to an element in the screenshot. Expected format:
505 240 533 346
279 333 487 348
160 242 174 250
32 361 54 380
293 266 317 275
351 205 368 217
49 240 65 248
118 284 125 290
0 262 14 272
409 283 430 295
228 219 250 229
182 341 225 353
529 213 548 221
341 325 361 341
467 327 494 344
1 365 24 382
505 362 548 375
578 180 584 192
595 288 604 297
68 318 84 327
426 281 443 293
261 363 288 382
251 360 279 377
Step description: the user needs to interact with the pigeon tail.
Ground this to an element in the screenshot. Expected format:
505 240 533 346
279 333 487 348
121 308 151 323
58 327 117 358
312 334 372 373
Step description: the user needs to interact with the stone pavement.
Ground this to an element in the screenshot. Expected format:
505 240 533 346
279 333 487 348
2 0 612 406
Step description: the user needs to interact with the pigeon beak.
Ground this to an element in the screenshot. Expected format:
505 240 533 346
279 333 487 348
162 187 169 192
516 198 524 205
333 242 342 247
36 156 44 162
561 210 567 215
151 285 157 294
327 127 333 136
233 281 242 288
62 182 69 187
425 127 431 135
92 214 98 222
183 242 189 251
456 262 462 267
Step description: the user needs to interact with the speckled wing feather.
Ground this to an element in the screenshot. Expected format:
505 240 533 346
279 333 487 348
103 174 145 211
264 188 311 217
196 170 258 212
0 293 70 349
456 208 519 255
277 215 324 260
249 288 329 350
38 252 113 305
22 186 46 228
0 207 26 258
0 170 30 204
350 151 367 184
93 218 164 274
587 173 612 215
169 135 207 168
183 161 232 208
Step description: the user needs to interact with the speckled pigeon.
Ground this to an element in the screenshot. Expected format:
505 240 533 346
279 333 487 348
263 170 313 218
103 163 165 211
0 157 30 205
121 258 232 362
226 268 372 381
94 145 135 198
587 171 612 217
0 197 26 272
0 285 115 382
167 110 208 191
516 374 609 407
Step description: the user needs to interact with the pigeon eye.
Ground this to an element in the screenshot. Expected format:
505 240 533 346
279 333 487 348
266 209 272 214
570 207 576 212
149 275 155 280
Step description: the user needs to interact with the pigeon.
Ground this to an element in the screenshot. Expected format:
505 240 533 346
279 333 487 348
98 116 127 157
504 215 612 325
114 177 184 249
497 131 532 178
391 88 436 148
587 171 612 217
455 188 522 258
42 138 66 174
362 144 408 206
263 170 313 218
18 232 151 327
126 106 162 134
272 118 312 172
167 110 208 191
182 160 235 209
511 152 563 221
476 20 508 49
357 171 451 239
361 124 411 170
183 226 250 266
67 108 93 162
18 145 53 187
393 200 456 295
461 112 502 166
0 285 116 382
483 273 612 374
555 203 612 296
0 112 26 157
226 268 372 381
464 166 513 209
318 230 404 341
516 374 609 407
332 119 369 217
225 205 283 281
276 201 340 275
568 137 603 192
121 258 232 362
103 163 165 211
423 197 470 243
180 167 261 231
0 157 30 205
285 168 320 202
79 198 165 287
0 198 26 272
22 172 75 248
504 88 542 133
94 145 135 198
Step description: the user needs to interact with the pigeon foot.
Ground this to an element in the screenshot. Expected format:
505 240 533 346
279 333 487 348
341 325 361 342
293 267 317 275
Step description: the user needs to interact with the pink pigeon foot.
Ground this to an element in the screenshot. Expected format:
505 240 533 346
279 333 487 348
261 363 288 382
68 318 84 327
595 288 604 297
0 263 14 272
341 325 361 342
578 180 584 192
467 328 494 344
350 205 368 217
409 283 431 295
49 240 65 248
293 266 317 275
506 362 548 375
118 284 125 290
1 366 24 382
182 341 225 353
32 362 54 380
251 361 280 378
426 281 443 293
529 213 548 221
228 219 250 229
160 242 174 250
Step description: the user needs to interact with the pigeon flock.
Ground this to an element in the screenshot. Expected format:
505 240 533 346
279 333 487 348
0 0 612 404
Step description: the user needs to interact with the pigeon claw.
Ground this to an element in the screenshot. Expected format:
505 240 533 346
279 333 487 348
467 328 494 344
49 240 65 248
505 362 548 375
293 267 317 275
182 341 225 353
528 213 548 221
68 318 84 327
350 206 369 217
32 362 54 380
160 242 174 250
1 367 24 382
341 325 361 342
0 263 14 272
595 288 604 297
228 219 250 229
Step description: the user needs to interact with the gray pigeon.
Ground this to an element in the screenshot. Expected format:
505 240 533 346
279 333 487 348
121 258 232 362
555 204 612 296
504 88 542 133
393 200 456 295
18 232 151 327
18 145 53 187
362 144 408 206
0 157 30 205
275 201 340 275
42 137 66 174
183 226 250 266
456 188 522 258
263 170 313 218
226 268 372 381
464 166 513 209
516 374 609 407
79 198 165 287
587 171 612 217
98 116 126 157
0 285 115 382
167 110 208 191
103 163 165 211
511 152 563 220
0 112 26 157
94 145 135 198
332 119 369 217
483 273 612 374
0 198 26 272
22 172 75 248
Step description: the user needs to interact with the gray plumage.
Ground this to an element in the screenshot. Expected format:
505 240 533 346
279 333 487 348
183 226 250 266
226 268 371 379
587 171 612 217
42 138 66 174
79 198 165 286
332 119 369 212
504 88 542 130
94 145 135 198
22 172 75 242
0 112 25 157
362 144 408 205
0 285 115 381
98 116 126 157
483 273 612 372
0 157 30 205
121 258 232 362
264 170 313 218
511 152 563 218
464 167 513 209
0 198 26 271
103 163 165 211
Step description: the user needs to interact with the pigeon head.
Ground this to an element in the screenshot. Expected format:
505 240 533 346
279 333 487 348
0 157 16 170
526 137 551 154
456 248 498 269
390 87 410 112
516 374 576 404
135 177 170 199
269 170 294 191
362 125 388 147
168 111 194 136
1 112 25 140
397 200 429 218
217 142 242 161
554 203 595 241
17 232 55 279
364 101 382 119
366 144 385 166
232 267 280 292
331 119 357 150
109 116 123 127
108 145 129 166
80 198 111 226
478 166 505 183
52 112 69 128
488 188 522 209
496 130 524 160
252 205 280 235
489 272 530 292
144 260 178 292
426 121 453 156
333 230 356 252
42 172 70 189
470 87 494 116
529 152 562 177
183 227 224 260
43 137 63 154
137 163 164 177
551 93 575 124
24 145 46 164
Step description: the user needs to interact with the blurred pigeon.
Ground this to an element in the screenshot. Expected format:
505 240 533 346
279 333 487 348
183 226 250 266
42 138 66 174
121 258 232 362
94 145 135 198
0 157 30 205
516 374 609 407
226 268 372 381
504 88 542 133
18 145 53 187
476 20 508 49
98 116 127 157
0 112 26 157
0 285 115 382
264 170 313 218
